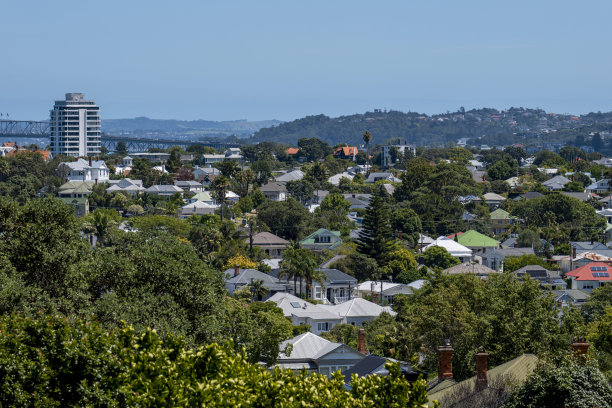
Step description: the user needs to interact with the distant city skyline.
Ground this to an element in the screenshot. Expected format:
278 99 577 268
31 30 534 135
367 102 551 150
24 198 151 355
2 0 612 121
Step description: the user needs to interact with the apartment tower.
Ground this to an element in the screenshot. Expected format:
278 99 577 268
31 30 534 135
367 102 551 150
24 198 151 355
49 93 101 157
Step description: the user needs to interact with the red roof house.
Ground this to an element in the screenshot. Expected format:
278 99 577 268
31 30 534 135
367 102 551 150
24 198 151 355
333 146 358 160
565 262 611 293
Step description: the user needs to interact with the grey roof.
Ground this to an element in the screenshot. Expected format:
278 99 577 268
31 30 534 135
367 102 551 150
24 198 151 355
514 265 559 279
267 292 343 321
318 268 358 284
319 298 396 318
561 192 593 202
260 182 287 192
491 247 535 257
145 185 184 194
224 268 287 291
249 231 289 247
543 175 570 189
443 263 498 275
278 332 342 360
275 170 304 182
552 289 590 302
571 241 609 251
513 191 544 200
174 180 202 187
320 254 347 268
343 355 386 382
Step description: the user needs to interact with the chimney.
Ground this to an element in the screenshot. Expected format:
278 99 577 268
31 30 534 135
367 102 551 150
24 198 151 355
475 347 489 391
570 337 589 359
357 329 367 355
572 245 576 259
234 264 240 277
438 340 454 382
89 156 92 167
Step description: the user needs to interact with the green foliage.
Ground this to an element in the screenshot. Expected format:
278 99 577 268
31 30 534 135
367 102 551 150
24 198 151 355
329 253 380 282
0 314 436 407
583 284 612 323
503 254 554 272
357 186 398 265
128 214 191 238
487 160 515 181
297 137 333 161
395 273 582 381
503 356 612 408
422 246 460 270
257 198 311 240
383 248 418 282
389 204 422 247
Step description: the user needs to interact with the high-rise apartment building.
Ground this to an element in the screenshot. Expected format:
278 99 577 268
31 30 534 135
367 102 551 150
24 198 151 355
49 93 101 157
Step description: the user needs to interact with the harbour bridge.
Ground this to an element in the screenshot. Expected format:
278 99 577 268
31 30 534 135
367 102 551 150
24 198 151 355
0 120 240 151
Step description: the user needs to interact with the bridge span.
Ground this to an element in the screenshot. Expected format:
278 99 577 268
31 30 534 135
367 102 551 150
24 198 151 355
0 120 240 151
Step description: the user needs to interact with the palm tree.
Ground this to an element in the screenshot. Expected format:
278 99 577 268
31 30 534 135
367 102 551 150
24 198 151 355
363 131 372 176
304 267 325 301
279 246 304 296
212 175 230 219
250 279 268 302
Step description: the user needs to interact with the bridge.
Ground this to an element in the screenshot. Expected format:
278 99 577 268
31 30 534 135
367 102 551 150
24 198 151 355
0 120 240 152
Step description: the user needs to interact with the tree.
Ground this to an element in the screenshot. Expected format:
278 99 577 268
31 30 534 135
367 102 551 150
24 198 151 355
329 253 380 282
503 357 612 408
504 146 527 162
357 186 398 265
165 149 182 173
0 314 436 407
389 204 422 247
422 246 460 270
383 248 419 282
251 160 273 185
582 284 612 323
214 160 240 178
592 132 605 153
286 179 315 205
280 246 317 296
487 161 514 181
503 254 554 272
211 175 231 219
115 141 128 156
256 198 310 241
297 137 333 161
363 131 372 174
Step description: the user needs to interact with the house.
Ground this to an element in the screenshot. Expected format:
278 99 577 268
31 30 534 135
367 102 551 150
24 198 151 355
114 156 133 175
199 174 218 187
188 191 215 205
424 237 472 263
355 281 413 305
513 265 566 290
58 181 95 198
272 269 358 304
333 146 358 160
246 231 289 258
106 178 145 195
131 152 169 162
347 164 372 175
561 191 597 202
144 185 184 196
381 140 415 166
571 241 612 258
343 193 371 210
559 251 612 274
300 228 342 252
454 230 500 260
501 237 552 251
488 209 518 235
415 234 435 250
275 332 365 376
59 197 89 216
486 247 535 271
365 172 401 183
513 191 544 201
174 180 204 193
542 175 570 191
179 201 217 218
224 191 240 203
442 263 498 277
593 157 612 167
223 266 287 299
328 172 354 186
275 169 304 182
202 148 242 166
586 179 610 194
286 147 300 156
267 293 343 334
58 158 110 183
427 344 539 407
319 298 396 326
564 262 611 293
192 166 220 181
472 192 505 208
600 195 612 208
260 182 287 201
552 289 590 308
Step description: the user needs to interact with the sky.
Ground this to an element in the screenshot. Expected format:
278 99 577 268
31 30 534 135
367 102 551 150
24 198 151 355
1 0 612 121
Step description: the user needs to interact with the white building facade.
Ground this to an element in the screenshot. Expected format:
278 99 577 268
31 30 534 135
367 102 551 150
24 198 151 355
50 93 101 157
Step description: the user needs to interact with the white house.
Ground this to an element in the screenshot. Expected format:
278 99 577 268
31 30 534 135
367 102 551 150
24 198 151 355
586 179 610 194
565 262 611 293
58 158 110 183
106 178 145 195
144 185 184 196
275 332 365 376
319 298 396 326
267 293 343 335
179 201 217 218
424 237 473 263
174 180 204 193
260 182 287 201
355 281 413 305
381 140 415 167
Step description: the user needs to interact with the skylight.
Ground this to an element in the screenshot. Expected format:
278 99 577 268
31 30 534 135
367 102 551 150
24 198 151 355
290 301 302 308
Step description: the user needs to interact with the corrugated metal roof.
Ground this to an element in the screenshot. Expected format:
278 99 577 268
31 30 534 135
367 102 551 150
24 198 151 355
319 298 396 318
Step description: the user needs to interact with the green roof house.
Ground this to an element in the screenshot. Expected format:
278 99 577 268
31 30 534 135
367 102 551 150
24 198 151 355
489 209 518 235
300 228 342 252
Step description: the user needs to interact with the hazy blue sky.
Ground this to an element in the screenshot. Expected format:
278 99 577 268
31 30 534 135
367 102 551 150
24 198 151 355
1 0 612 121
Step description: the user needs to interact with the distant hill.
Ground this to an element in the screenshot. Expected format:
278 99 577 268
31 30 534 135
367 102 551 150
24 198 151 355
102 117 282 138
249 108 612 147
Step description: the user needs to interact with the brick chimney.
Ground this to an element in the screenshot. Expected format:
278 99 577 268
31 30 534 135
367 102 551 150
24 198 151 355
89 156 92 166
570 337 589 359
357 329 367 355
438 340 453 382
572 245 576 259
234 264 240 277
475 347 488 391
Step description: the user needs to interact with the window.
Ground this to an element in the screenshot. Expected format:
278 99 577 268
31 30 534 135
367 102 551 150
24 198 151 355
317 322 329 332
314 286 322 299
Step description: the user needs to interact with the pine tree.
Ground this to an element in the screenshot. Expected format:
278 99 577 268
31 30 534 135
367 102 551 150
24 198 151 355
357 185 397 265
